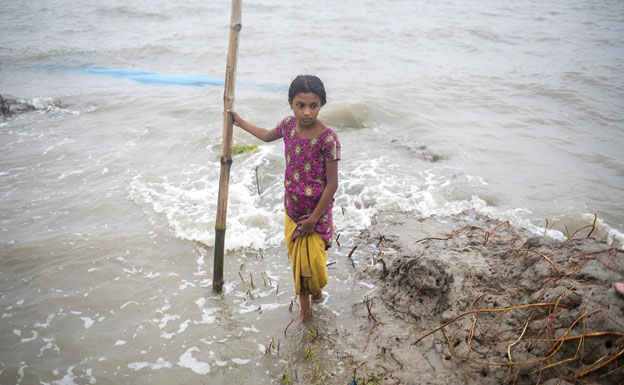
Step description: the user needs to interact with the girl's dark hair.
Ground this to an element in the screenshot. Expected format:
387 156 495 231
288 75 327 105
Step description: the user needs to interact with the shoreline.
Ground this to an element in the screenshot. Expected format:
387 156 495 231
281 210 624 384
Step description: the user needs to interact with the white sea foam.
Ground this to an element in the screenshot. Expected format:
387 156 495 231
80 317 94 329
223 282 237 295
179 280 195 290
177 347 210 375
21 330 38 342
128 146 284 251
122 267 142 275
237 302 286 314
128 142 604 255
34 314 55 328
194 297 217 324
42 138 74 156
51 366 78 385
120 301 140 309
38 340 60 357
128 357 172 371
232 358 251 365
58 170 84 180
243 325 260 333
178 319 190 333
157 302 171 313
608 228 624 244
17 362 26 383
155 314 180 329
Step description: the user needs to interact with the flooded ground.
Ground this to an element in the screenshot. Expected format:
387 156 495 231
2 0 623 383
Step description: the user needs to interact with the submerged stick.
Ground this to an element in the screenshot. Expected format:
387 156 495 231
255 166 261 195
586 213 597 238
365 296 379 324
347 245 357 268
376 257 387 277
284 318 295 337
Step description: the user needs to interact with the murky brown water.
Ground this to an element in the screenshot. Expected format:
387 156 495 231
1 0 623 383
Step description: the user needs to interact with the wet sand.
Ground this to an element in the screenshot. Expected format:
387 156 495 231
279 211 624 384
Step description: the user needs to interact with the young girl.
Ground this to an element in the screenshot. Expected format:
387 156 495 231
228 75 340 327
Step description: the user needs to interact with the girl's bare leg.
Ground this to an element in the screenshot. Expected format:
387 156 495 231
292 292 312 328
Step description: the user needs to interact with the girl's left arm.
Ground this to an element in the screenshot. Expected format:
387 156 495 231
297 160 339 235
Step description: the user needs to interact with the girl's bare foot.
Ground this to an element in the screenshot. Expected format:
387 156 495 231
284 293 313 335
291 313 311 329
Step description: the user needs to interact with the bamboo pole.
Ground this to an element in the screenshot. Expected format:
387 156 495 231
213 0 242 293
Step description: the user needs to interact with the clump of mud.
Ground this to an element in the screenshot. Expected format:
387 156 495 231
1 94 34 116
280 211 624 385
0 94 66 117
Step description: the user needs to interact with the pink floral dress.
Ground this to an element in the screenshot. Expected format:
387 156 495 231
276 116 341 249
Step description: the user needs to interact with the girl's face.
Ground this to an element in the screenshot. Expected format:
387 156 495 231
289 92 322 128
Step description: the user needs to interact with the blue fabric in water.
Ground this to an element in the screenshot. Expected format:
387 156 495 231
81 67 285 91
83 68 224 86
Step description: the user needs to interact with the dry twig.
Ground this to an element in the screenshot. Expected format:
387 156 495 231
347 245 357 268
364 295 379 324
415 225 472 244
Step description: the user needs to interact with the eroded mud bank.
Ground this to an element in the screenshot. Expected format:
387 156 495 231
279 211 623 385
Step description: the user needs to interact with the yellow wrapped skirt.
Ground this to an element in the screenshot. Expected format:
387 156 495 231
284 212 328 295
